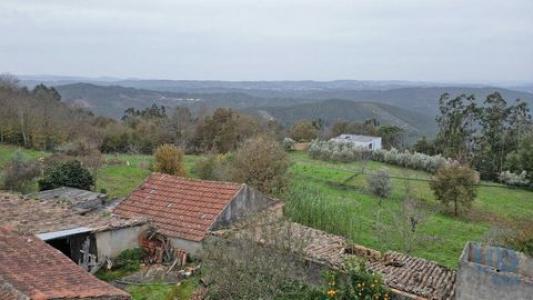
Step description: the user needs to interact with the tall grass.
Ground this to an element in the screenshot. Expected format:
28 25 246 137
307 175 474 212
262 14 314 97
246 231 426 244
283 183 365 242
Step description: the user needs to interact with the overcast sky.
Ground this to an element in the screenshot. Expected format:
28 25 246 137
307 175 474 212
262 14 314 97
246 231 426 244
1 0 532 82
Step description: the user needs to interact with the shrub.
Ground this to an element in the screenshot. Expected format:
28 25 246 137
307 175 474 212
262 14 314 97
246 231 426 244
289 120 318 142
323 259 391 300
281 137 296 151
499 171 530 187
114 248 144 272
366 169 392 203
153 144 186 176
192 154 233 181
308 140 452 174
1 151 41 193
430 163 479 216
38 160 94 191
201 215 313 300
232 135 290 195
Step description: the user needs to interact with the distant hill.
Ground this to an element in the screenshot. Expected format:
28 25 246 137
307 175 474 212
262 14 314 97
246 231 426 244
245 99 438 138
287 87 533 116
55 82 533 119
55 83 313 118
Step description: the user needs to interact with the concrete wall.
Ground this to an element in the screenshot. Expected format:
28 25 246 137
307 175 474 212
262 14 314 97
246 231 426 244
211 185 276 230
455 242 533 300
95 224 149 258
171 238 202 256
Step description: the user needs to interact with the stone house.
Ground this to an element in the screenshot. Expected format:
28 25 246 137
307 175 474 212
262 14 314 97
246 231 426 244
0 192 149 270
114 173 277 255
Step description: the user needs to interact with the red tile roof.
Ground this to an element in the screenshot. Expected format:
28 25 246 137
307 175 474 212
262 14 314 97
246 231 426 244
114 173 243 241
0 227 130 300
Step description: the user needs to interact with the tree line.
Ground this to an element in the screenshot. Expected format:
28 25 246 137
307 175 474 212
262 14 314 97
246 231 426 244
415 92 532 182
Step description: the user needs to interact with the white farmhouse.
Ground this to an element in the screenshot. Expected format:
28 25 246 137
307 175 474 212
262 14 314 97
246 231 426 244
330 134 382 150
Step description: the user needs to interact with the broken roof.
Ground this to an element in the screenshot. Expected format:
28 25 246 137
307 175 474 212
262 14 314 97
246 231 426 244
0 192 146 236
28 187 107 213
114 173 243 241
214 219 456 300
0 227 130 300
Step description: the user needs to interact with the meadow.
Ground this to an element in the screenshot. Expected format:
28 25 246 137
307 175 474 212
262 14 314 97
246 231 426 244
285 152 533 268
1 144 532 269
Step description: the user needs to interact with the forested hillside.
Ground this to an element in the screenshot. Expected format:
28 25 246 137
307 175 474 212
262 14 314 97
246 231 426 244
245 99 437 137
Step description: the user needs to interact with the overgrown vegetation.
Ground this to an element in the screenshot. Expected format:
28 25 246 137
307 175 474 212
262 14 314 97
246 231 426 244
194 135 290 195
153 144 186 176
430 163 479 216
232 135 290 194
366 169 391 204
201 215 314 300
38 160 94 191
95 248 143 282
323 259 391 300
287 152 533 268
0 151 40 192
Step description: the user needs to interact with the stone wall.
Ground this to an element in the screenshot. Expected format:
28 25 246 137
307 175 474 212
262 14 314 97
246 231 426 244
171 238 202 256
95 224 149 258
211 185 277 230
455 242 533 300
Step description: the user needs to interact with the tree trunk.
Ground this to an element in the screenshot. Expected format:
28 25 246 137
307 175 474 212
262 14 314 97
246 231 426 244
19 110 28 147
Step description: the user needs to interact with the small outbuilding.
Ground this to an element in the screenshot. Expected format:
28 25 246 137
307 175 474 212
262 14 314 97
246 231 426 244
330 134 382 150
0 227 131 300
0 192 149 271
114 173 277 255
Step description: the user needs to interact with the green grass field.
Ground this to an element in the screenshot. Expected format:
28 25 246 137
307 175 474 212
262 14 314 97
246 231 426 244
286 152 533 268
95 153 201 198
2 144 532 269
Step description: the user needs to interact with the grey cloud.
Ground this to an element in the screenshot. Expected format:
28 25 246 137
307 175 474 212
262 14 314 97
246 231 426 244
0 0 532 81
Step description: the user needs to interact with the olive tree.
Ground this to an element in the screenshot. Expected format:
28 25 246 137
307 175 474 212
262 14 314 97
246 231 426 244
430 163 479 216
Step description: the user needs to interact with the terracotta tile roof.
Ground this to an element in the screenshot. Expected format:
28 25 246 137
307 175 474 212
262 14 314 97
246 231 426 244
0 227 130 300
214 219 456 300
0 193 146 235
114 173 243 241
368 251 456 300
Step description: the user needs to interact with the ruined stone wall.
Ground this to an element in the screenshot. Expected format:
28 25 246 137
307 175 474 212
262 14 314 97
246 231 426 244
211 185 277 230
455 242 533 300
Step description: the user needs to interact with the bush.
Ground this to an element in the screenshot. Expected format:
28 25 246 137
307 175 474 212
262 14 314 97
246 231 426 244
1 151 41 193
366 169 392 203
232 135 290 195
289 120 318 142
153 144 186 176
499 171 530 187
430 163 479 216
114 248 144 272
192 154 233 181
38 160 94 191
323 259 391 300
281 137 296 151
308 140 451 174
